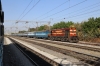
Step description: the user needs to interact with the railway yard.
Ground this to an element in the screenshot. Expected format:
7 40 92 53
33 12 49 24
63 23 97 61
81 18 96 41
1 0 100 66
3 36 100 66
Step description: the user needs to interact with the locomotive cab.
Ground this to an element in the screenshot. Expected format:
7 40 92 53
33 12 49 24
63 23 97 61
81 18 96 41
69 27 79 43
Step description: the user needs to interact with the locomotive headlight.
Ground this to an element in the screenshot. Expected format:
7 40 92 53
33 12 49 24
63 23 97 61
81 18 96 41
70 30 73 31
73 30 76 31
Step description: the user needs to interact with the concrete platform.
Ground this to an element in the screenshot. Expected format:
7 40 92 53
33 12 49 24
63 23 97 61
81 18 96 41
10 37 90 66
3 37 35 66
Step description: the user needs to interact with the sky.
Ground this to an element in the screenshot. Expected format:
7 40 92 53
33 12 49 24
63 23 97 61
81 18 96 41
1 0 100 34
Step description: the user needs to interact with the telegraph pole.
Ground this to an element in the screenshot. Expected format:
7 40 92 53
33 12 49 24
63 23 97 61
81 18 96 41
48 22 51 30
49 18 53 30
25 21 29 31
36 22 38 31
15 21 18 33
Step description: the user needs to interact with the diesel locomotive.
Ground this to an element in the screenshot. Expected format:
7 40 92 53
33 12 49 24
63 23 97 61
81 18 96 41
48 27 79 42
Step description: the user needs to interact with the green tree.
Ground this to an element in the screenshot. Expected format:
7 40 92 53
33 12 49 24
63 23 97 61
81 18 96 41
38 25 49 31
28 28 36 32
38 25 45 31
18 30 27 33
82 17 100 38
74 22 84 40
52 21 74 29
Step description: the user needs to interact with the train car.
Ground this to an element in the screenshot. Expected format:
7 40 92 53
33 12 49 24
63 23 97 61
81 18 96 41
27 32 35 38
21 32 28 37
48 27 79 42
12 33 18 36
0 0 4 66
17 33 23 37
35 30 50 39
12 33 25 37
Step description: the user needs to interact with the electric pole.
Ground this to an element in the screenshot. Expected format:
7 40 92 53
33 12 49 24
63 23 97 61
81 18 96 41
36 22 38 31
48 22 51 30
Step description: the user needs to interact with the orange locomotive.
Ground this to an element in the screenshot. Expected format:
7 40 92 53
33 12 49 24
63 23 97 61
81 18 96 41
48 27 79 43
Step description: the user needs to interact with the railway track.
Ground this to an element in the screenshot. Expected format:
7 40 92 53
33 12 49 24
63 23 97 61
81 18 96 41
79 41 100 46
9 36 100 66
10 36 100 46
14 36 100 52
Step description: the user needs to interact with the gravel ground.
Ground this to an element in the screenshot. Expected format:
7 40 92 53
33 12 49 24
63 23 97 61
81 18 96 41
3 37 34 66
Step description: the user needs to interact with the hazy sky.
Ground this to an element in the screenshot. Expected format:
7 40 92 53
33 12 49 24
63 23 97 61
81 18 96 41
2 0 100 33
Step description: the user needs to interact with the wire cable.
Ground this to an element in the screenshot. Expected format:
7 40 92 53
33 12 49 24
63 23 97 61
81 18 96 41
19 0 40 21
70 12 100 22
63 9 100 20
40 0 87 21
17 0 33 20
55 2 100 21
35 0 70 19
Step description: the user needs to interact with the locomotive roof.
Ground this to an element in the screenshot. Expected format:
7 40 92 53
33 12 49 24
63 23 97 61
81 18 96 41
51 27 76 31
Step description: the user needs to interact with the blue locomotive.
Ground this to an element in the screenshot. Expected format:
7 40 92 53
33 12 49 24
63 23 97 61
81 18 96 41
27 32 35 38
35 30 50 39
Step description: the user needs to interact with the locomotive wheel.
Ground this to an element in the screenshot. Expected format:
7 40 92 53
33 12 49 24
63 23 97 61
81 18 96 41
69 38 73 42
74 38 79 43
69 37 79 43
69 40 73 43
66 38 69 42
54 37 57 41
50 37 53 40
61 38 64 42
52 37 55 41
48 37 50 40
49 37 52 40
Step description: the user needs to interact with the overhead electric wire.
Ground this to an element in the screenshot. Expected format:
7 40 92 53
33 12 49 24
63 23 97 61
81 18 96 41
40 0 87 21
35 0 70 19
19 0 40 21
58 2 100 19
17 0 33 20
70 12 100 21
62 9 100 21
55 1 100 21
